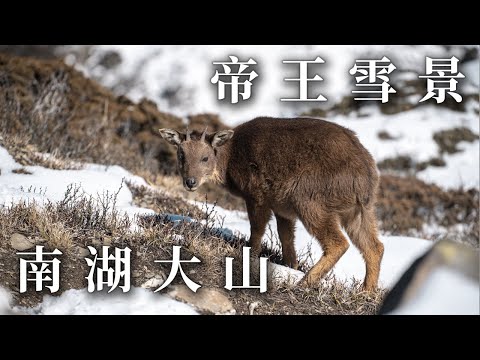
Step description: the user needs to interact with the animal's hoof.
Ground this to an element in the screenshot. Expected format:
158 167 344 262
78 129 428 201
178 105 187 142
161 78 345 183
362 284 378 293
283 260 299 270
298 276 314 288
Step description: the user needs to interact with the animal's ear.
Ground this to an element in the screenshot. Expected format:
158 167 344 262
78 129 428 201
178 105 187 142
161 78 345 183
211 130 234 148
159 129 183 146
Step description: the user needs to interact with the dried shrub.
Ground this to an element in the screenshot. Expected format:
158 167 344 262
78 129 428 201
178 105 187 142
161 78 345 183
433 127 479 154
377 175 479 245
0 182 384 314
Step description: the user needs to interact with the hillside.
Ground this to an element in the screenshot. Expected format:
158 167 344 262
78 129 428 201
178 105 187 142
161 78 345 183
0 49 478 314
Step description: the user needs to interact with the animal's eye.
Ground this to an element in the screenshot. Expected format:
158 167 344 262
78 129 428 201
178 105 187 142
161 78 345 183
201 156 209 162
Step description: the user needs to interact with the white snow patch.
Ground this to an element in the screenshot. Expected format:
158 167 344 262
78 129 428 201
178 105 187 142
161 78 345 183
76 45 479 191
417 141 480 190
328 104 479 164
389 267 479 315
83 45 473 125
462 58 480 88
0 146 155 225
16 288 198 315
0 286 13 315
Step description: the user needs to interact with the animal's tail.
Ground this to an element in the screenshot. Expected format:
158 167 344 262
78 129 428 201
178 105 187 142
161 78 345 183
342 203 384 290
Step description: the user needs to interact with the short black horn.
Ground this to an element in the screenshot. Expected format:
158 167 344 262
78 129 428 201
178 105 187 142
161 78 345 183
201 126 208 142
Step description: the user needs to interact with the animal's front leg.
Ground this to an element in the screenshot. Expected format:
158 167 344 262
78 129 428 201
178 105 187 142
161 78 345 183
245 200 271 256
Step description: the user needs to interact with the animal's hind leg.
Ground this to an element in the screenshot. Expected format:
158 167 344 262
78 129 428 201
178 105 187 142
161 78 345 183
275 214 298 269
343 207 384 291
299 207 349 286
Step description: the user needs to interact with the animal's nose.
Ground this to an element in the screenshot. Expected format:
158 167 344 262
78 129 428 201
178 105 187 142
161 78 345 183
186 177 197 188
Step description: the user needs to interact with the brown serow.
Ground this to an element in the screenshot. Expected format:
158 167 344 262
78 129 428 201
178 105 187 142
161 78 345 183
159 117 384 291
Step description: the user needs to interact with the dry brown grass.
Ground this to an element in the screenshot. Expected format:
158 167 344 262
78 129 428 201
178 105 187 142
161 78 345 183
0 185 131 254
0 53 183 177
0 53 245 211
249 277 386 315
11 168 33 175
377 155 447 173
377 175 479 246
143 173 246 211
433 127 479 154
126 180 204 219
377 130 397 140
0 134 82 171
30 209 74 250
0 181 384 314
187 113 231 132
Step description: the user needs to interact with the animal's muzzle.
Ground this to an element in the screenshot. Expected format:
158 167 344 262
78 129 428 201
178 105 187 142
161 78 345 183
185 177 197 190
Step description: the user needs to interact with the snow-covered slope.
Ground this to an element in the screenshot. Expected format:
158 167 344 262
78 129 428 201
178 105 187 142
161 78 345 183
18 288 199 315
331 105 479 190
72 45 480 191
0 146 154 222
77 45 478 124
0 287 13 315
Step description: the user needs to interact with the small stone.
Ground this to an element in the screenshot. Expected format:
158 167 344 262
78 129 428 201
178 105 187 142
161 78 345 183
132 270 142 278
269 263 304 286
248 301 261 315
10 233 35 251
144 270 155 279
168 285 236 315
141 275 165 289
103 236 112 246
73 246 91 259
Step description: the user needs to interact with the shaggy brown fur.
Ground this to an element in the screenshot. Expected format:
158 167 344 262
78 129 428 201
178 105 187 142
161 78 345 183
160 117 384 291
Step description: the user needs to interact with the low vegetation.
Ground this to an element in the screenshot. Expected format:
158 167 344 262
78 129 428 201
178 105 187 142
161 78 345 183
0 183 385 314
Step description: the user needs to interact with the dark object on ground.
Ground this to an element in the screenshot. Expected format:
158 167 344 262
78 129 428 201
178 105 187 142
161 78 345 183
140 213 236 243
378 252 428 314
379 240 479 315
377 131 397 140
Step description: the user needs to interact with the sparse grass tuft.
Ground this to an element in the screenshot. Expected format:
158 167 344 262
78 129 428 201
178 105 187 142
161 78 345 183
0 181 384 313
377 175 479 246
433 127 479 154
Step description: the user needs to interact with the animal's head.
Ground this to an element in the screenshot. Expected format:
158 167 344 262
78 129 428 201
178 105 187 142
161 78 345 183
159 127 234 191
